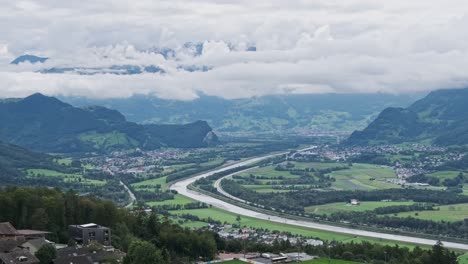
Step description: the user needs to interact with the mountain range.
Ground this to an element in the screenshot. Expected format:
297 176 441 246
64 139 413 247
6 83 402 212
347 88 468 146
0 94 218 153
61 93 421 135
10 54 48 64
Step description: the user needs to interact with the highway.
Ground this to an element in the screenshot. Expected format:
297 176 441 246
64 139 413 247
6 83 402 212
170 150 468 250
120 180 137 208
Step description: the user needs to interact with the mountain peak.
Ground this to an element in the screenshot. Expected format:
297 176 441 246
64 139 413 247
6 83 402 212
21 93 70 108
10 54 48 65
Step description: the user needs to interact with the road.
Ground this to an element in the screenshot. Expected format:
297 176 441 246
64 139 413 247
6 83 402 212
120 180 137 208
214 166 258 203
170 151 468 250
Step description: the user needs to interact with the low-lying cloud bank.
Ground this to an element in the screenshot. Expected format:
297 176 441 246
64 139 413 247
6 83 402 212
1 0 468 99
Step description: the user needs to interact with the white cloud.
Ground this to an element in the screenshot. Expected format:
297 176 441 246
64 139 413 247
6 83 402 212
1 0 468 99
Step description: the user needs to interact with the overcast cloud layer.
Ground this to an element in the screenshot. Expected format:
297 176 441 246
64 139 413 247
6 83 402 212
1 0 468 99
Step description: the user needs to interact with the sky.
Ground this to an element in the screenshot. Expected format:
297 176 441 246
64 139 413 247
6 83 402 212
1 0 468 100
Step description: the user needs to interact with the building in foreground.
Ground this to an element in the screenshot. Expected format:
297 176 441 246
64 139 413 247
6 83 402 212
68 223 111 246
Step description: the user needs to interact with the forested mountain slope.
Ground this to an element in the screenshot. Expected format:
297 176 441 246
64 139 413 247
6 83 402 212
0 93 217 153
347 88 468 146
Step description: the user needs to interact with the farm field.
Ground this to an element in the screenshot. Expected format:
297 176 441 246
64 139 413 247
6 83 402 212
328 163 397 191
231 161 354 193
303 259 363 264
146 194 194 206
26 169 106 185
55 157 72 166
305 201 415 215
231 162 401 193
236 165 299 179
218 260 246 264
391 203 468 222
429 170 465 180
174 207 356 241
236 162 347 179
243 185 292 193
132 176 169 190
171 206 423 248
145 193 380 243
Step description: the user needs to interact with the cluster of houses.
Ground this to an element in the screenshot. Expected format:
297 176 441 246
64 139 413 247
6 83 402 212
216 252 317 264
207 224 324 247
83 148 183 175
0 222 124 264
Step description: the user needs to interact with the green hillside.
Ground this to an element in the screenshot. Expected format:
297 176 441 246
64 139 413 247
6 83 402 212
0 93 218 153
0 140 64 184
347 88 468 146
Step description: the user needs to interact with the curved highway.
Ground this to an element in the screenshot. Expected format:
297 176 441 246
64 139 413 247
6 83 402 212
170 151 468 250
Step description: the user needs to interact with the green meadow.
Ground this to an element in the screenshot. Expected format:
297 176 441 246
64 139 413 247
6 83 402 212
391 203 468 222
26 169 105 185
305 201 414 215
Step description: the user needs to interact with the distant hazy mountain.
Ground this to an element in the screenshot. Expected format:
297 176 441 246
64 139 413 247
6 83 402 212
61 93 421 135
347 88 468 146
10 54 48 64
0 94 218 153
40 64 165 75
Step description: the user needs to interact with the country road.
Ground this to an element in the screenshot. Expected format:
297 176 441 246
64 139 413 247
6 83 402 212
120 180 137 208
169 150 468 251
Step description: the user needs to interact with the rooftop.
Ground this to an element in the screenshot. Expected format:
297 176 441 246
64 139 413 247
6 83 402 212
79 223 99 228
17 230 50 236
0 248 39 264
0 222 18 236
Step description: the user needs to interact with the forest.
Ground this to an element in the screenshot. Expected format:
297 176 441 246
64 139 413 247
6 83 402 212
0 187 218 263
0 187 461 264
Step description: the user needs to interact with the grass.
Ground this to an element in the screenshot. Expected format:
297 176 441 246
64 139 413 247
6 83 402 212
305 201 415 215
429 170 463 180
234 162 398 193
459 253 468 264
329 163 397 191
132 176 168 190
174 207 358 241
146 194 195 207
158 192 427 249
243 185 292 193
26 169 106 185
172 207 421 248
218 260 247 264
302 259 363 264
234 162 351 193
391 203 468 222
236 166 299 179
294 162 348 170
464 186 468 196
200 158 225 167
55 158 72 166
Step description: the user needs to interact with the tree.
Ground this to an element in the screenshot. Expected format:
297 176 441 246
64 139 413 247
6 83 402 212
87 241 104 253
428 241 458 264
123 241 166 264
35 244 57 264
236 215 242 225
67 239 77 247
31 208 49 230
